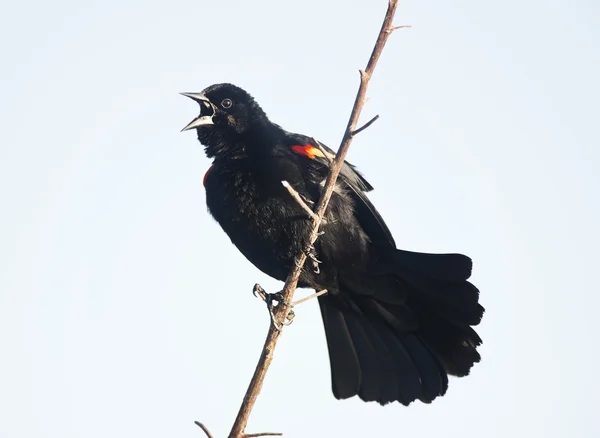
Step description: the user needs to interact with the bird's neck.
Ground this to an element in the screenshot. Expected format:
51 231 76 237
245 117 282 141
239 118 284 157
210 119 283 163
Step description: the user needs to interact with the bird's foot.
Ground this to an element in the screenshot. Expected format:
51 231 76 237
252 284 295 331
304 242 322 274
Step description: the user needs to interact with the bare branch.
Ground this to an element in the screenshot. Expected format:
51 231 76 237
291 289 328 307
351 114 380 136
195 422 214 438
281 181 318 222
244 433 283 438
390 24 412 32
227 2 402 437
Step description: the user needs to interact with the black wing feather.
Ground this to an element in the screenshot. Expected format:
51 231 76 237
286 133 396 248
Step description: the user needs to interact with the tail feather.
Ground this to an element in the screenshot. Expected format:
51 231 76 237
402 334 448 402
413 300 483 376
349 314 400 404
369 318 422 405
400 276 484 327
319 294 449 406
398 269 480 312
394 249 473 281
367 299 419 332
319 248 483 405
339 273 408 305
319 301 360 399
343 312 384 402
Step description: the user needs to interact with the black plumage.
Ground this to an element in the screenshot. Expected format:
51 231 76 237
181 83 484 405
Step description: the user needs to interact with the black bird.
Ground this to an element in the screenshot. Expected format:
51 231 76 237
181 83 483 405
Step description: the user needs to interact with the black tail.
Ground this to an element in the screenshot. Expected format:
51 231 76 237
318 250 483 406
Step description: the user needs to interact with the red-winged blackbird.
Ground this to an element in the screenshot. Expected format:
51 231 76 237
181 83 484 406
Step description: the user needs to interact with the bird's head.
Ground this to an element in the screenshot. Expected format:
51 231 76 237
181 83 267 158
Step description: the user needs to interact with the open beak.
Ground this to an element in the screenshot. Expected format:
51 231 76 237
180 92 216 131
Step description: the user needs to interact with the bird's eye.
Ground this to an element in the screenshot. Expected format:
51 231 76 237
221 98 233 109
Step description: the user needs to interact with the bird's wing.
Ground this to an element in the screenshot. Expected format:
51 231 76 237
286 134 396 248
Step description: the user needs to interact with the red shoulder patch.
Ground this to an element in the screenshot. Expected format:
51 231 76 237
203 164 214 187
291 144 326 159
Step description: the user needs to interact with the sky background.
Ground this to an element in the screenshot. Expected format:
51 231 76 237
1 1 599 437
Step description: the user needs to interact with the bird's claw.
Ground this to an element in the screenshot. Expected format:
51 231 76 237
269 301 295 331
283 309 295 325
253 283 266 300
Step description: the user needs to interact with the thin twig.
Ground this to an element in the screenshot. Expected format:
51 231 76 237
390 24 412 32
291 289 328 307
244 433 283 437
281 181 322 273
281 181 318 222
195 422 214 438
227 2 402 437
351 114 380 136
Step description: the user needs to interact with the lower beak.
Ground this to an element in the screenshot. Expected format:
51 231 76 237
181 115 214 131
180 92 215 131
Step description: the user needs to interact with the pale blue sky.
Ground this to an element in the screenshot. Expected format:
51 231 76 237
1 1 599 437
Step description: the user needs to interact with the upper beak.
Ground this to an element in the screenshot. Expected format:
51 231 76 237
180 92 215 131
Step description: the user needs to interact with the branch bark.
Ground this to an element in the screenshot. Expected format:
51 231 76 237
226 2 403 436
